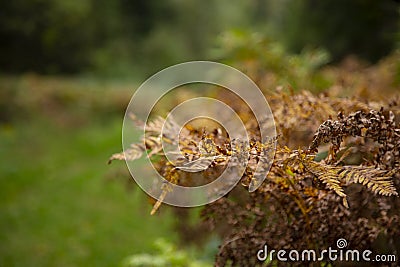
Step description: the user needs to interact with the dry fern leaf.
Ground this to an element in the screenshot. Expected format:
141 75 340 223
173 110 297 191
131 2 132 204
338 166 398 196
108 143 145 164
303 160 347 199
290 151 398 208
144 116 165 133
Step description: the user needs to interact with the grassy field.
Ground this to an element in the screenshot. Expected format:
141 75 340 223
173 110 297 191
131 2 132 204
0 76 180 266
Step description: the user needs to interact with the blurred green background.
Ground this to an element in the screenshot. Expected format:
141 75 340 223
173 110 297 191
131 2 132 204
1 0 399 78
0 0 399 266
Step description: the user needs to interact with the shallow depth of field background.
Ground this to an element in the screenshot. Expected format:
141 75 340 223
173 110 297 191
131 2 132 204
0 1 399 266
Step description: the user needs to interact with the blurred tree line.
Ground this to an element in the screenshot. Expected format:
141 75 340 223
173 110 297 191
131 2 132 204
0 0 398 78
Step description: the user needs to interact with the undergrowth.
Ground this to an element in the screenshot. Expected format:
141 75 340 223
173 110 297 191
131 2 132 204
110 52 400 266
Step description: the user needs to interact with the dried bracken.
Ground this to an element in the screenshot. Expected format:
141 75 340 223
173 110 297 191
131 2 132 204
110 88 400 266
310 109 400 170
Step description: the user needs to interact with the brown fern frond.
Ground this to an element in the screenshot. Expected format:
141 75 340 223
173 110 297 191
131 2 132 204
283 149 398 208
304 160 347 198
144 115 165 134
338 166 398 196
309 109 400 169
108 143 145 164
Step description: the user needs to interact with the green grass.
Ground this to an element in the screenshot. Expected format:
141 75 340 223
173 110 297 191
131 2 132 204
0 113 177 266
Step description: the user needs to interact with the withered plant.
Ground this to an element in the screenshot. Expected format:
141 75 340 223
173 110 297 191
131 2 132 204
110 87 400 266
110 48 400 266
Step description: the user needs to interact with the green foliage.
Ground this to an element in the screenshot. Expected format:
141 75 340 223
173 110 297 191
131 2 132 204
2 0 398 76
213 29 331 90
0 0 252 76
0 77 178 267
122 239 211 267
0 0 102 73
276 0 400 62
